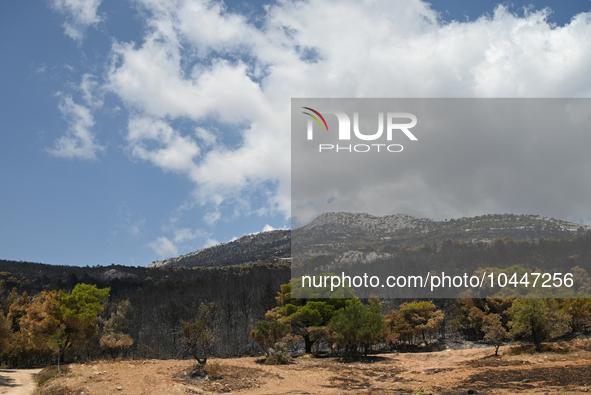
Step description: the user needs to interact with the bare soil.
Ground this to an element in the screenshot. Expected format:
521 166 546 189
0 369 43 395
32 340 591 395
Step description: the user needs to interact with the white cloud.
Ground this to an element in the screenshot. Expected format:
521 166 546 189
195 127 216 147
262 224 276 232
127 117 201 175
51 0 102 41
147 236 178 257
80 73 103 108
47 95 105 161
203 237 219 248
173 227 200 243
104 0 591 227
203 210 221 226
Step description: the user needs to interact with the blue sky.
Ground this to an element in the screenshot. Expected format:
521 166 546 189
1 0 590 267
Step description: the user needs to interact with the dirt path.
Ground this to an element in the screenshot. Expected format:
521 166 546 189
0 369 42 395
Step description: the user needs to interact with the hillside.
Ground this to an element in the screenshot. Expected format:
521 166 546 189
147 212 590 269
293 212 590 256
148 230 290 268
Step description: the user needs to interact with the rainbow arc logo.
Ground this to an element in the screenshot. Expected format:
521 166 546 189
302 107 328 131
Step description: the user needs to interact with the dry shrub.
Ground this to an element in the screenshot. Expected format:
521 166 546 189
505 341 574 356
35 366 71 387
99 333 133 358
177 362 267 392
34 381 89 395
265 342 290 365
413 385 438 395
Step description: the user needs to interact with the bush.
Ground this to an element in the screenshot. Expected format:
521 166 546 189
413 385 438 395
100 333 133 358
265 342 290 365
250 319 291 356
35 365 71 387
34 382 88 395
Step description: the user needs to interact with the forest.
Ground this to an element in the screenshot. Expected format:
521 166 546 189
1 235 591 368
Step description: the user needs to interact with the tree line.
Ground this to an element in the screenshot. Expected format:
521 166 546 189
1 237 591 368
247 278 591 365
0 263 289 367
4 276 588 368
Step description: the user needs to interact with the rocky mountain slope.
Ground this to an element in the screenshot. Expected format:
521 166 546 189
148 229 290 268
292 212 590 256
148 212 590 269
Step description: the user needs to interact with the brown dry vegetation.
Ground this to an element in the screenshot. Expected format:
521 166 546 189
32 340 591 395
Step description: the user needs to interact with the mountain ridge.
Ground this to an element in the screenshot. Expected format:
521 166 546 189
147 229 291 268
149 212 591 269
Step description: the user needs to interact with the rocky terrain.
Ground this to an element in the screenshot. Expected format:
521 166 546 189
148 212 590 269
148 230 290 268
293 212 590 256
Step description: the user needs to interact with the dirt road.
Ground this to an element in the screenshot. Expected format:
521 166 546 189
0 369 41 395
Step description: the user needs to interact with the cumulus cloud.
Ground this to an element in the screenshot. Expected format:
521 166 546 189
147 236 178 257
80 73 103 108
173 227 201 243
195 127 216 147
262 224 280 232
203 237 219 248
47 95 105 161
51 0 102 41
103 0 591 228
127 117 201 175
152 220 213 257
